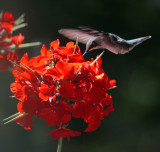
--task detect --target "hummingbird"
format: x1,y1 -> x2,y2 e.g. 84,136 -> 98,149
58,26 -> 151,56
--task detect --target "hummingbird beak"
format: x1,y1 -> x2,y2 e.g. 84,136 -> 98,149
128,36 -> 152,47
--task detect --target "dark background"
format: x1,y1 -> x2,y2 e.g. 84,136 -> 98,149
0,0 -> 160,152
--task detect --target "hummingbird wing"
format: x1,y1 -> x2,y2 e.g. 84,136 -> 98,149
58,28 -> 95,44
58,26 -> 107,44
77,26 -> 107,36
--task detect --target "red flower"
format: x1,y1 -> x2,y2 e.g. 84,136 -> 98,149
9,39 -> 116,141
15,115 -> 34,130
50,39 -> 60,50
0,11 -> 40,72
0,52 -> 19,71
0,11 -> 15,33
47,128 -> 81,141
12,34 -> 24,46
0,11 -> 25,71
39,83 -> 56,100
59,81 -> 75,98
72,101 -> 105,132
39,101 -> 72,126
17,96 -> 40,116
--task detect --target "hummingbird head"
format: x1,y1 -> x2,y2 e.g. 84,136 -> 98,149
106,33 -> 132,54
108,34 -> 152,54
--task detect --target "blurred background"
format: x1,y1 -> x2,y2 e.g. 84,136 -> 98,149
0,0 -> 160,152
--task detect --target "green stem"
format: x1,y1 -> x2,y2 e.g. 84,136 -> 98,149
90,51 -> 104,66
71,65 -> 82,82
14,13 -> 25,25
18,42 -> 41,49
1,112 -> 20,122
57,138 -> 63,152
12,23 -> 27,32
3,112 -> 28,125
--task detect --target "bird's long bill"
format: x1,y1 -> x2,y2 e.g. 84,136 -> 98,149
127,36 -> 151,47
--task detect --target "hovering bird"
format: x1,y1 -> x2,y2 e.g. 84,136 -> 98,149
58,26 -> 151,56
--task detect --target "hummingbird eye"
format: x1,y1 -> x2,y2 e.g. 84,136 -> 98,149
112,36 -> 118,42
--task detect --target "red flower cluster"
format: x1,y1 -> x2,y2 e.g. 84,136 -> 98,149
10,39 -> 116,141
0,11 -> 25,71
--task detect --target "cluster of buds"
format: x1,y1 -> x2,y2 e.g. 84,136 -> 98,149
3,39 -> 116,141
0,11 -> 40,71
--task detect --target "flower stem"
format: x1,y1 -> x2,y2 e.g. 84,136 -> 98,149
18,42 -> 41,49
57,138 -> 63,152
90,51 -> 104,66
12,23 -> 28,32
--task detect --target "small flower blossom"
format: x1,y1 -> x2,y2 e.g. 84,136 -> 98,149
47,128 -> 81,141
7,39 -> 116,141
0,11 -> 40,71
0,11 -> 15,33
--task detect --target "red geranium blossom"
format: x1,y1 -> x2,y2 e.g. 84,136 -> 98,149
47,128 -> 81,141
8,39 -> 116,141
0,11 -> 15,33
0,11 -> 25,71
0,11 -> 40,71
